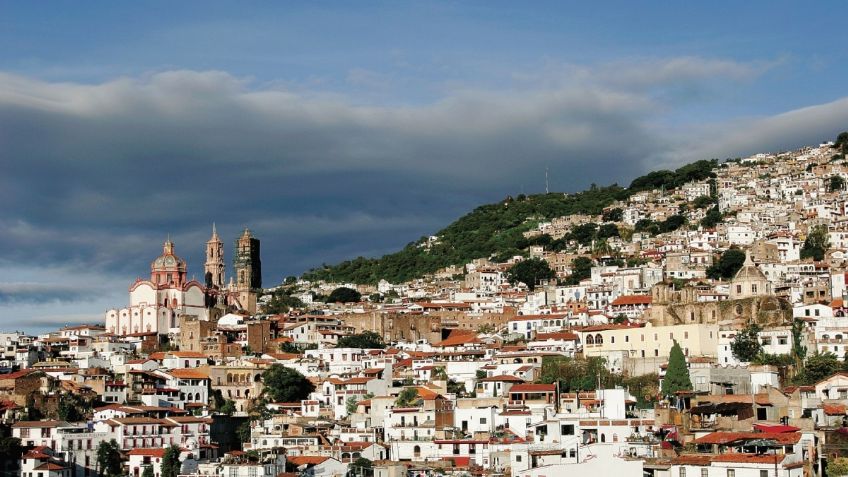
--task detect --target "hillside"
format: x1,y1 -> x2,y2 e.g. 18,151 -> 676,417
301,159 -> 717,284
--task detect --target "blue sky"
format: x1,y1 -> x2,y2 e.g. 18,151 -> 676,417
1,1 -> 847,332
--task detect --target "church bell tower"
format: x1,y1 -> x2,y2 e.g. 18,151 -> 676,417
204,223 -> 225,288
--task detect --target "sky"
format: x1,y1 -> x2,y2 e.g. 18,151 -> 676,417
1,1 -> 848,333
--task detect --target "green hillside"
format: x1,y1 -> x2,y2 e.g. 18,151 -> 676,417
302,159 -> 717,284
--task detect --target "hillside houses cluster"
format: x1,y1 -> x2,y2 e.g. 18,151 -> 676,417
6,141 -> 848,477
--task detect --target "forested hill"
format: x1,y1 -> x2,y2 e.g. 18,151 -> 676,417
301,159 -> 718,285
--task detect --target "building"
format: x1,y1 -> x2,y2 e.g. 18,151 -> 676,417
105,239 -> 208,336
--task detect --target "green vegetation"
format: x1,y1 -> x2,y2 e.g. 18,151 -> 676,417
563,256 -> 593,285
700,206 -> 723,228
801,225 -> 830,261
793,352 -> 840,385
263,289 -> 305,314
506,258 -> 556,291
337,331 -> 385,349
692,195 -> 715,209
661,341 -> 693,399
96,440 -> 123,477
346,392 -> 374,414
538,355 -> 659,408
730,324 -> 762,362
327,286 -> 362,303
236,421 -> 252,446
261,365 -> 316,402
303,159 -> 717,284
706,248 -> 746,280
829,175 -> 846,192
57,393 -> 86,421
836,131 -> 848,155
395,387 -> 421,407
350,457 -> 374,477
161,445 -> 181,477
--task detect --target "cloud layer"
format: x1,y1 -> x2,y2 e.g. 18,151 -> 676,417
1,57 -> 847,299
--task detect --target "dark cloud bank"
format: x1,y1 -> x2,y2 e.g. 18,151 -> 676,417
1,60 -> 848,295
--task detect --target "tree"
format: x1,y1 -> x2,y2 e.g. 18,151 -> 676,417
659,214 -> 687,233
263,290 -> 305,314
597,223 -> 619,239
346,392 -> 374,415
692,195 -> 714,209
801,225 -> 830,261
337,331 -> 385,349
564,256 -> 593,285
431,367 -> 448,381
395,388 -> 420,407
160,445 -> 181,477
802,352 -> 839,384
349,457 -> 374,477
96,440 -> 122,477
261,364 -> 316,402
837,131 -> 848,154
236,421 -> 252,446
0,437 -> 23,474
661,341 -> 692,399
828,457 -> 848,477
700,206 -> 723,229
219,399 -> 236,416
602,208 -> 623,222
506,258 -> 555,291
567,223 -> 599,245
142,466 -> 154,477
830,175 -> 846,192
730,324 -> 762,362
57,394 -> 84,421
706,248 -> 746,280
327,287 -> 362,303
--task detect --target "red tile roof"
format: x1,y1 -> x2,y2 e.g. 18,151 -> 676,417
509,383 -> 556,393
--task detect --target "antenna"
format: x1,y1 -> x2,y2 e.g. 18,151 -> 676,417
545,167 -> 549,194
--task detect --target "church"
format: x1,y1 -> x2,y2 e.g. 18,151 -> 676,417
105,226 -> 262,336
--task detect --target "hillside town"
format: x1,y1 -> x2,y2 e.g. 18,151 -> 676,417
8,137 -> 848,477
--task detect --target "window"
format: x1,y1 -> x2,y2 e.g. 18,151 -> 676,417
701,469 -> 708,477
516,455 -> 522,462
680,468 -> 686,477
760,471 -> 768,477
561,424 -> 575,435
727,470 -> 735,477
480,418 -> 487,424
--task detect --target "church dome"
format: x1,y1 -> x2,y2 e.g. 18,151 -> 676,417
151,239 -> 187,272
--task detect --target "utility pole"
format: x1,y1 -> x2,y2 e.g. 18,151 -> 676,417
545,167 -> 549,194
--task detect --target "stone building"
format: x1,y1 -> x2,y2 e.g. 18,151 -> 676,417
647,282 -> 791,329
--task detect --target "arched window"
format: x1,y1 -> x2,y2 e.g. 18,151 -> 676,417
600,434 -> 606,443
595,334 -> 603,344
586,335 -> 594,345
414,445 -> 421,458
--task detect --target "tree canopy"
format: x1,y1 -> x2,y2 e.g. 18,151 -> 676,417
730,324 -> 762,362
801,225 -> 830,261
96,440 -> 123,477
262,365 -> 316,403
506,258 -> 556,291
706,248 -> 746,280
161,445 -> 181,477
327,287 -> 362,303
661,341 -> 692,399
302,158 -> 719,284
794,352 -> 839,385
337,331 -> 386,349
